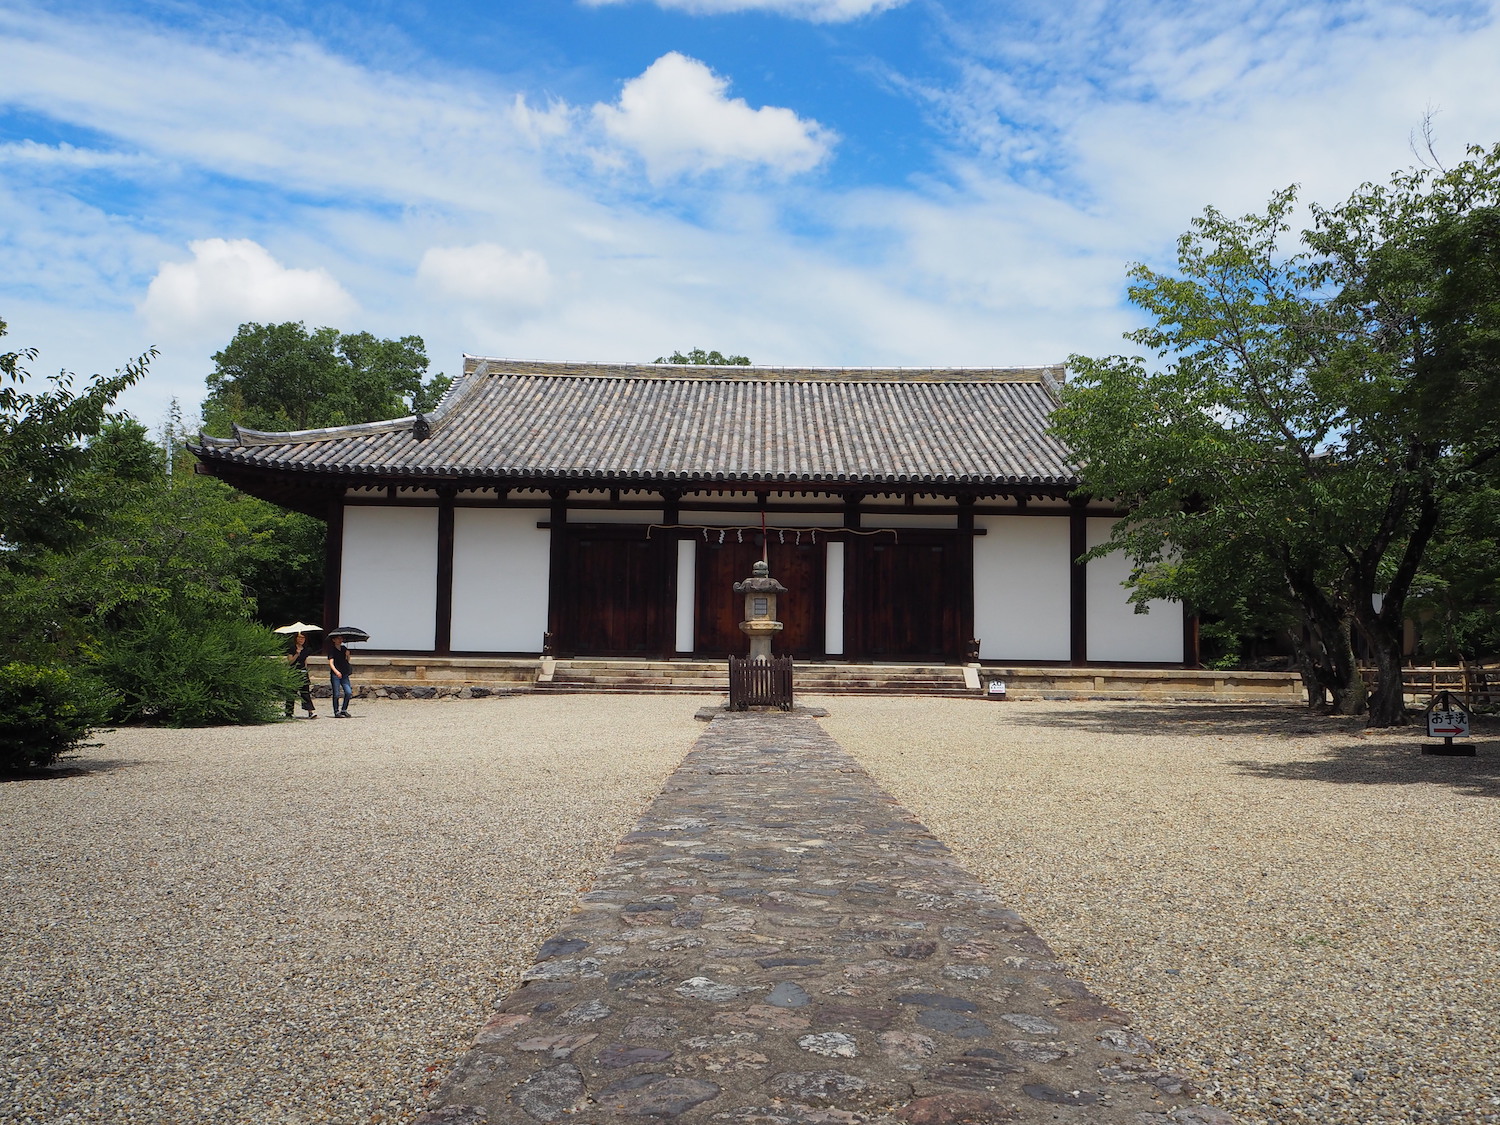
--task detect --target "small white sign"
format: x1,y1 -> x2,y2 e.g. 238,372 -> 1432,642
1428,708 -> 1471,739
987,679 -> 1007,697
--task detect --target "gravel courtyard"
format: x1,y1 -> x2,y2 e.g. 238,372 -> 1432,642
825,699 -> 1499,1125
2,694 -> 1495,1125
0,697 -> 698,1125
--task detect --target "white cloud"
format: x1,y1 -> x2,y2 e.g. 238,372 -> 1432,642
5,0 -> 1500,431
0,140 -> 154,171
593,52 -> 835,179
923,0 -> 1500,230
579,0 -> 905,21
140,238 -> 358,339
0,5 -> 555,218
417,243 -> 554,308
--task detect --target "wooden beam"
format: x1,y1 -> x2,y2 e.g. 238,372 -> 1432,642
843,493 -> 863,530
323,499 -> 344,632
545,489 -> 569,656
1069,501 -> 1088,665
434,491 -> 456,655
956,496 -> 977,661
1183,607 -> 1201,668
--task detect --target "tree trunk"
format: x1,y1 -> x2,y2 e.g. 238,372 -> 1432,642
1320,614 -> 1367,716
1291,630 -> 1327,710
1285,567 -> 1366,715
1352,478 -> 1439,728
1361,617 -> 1410,726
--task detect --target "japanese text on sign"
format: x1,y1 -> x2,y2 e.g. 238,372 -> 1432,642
1427,709 -> 1471,738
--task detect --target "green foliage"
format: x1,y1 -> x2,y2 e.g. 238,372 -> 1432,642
1052,143 -> 1500,725
236,506 -> 326,629
1,454 -> 326,665
1408,486 -> 1500,661
1,317 -> 154,552
0,321 -> 329,728
202,322 -> 451,435
654,348 -> 751,365
91,606 -> 301,727
0,662 -> 114,772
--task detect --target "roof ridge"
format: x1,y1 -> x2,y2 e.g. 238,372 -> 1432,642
460,355 -> 1064,384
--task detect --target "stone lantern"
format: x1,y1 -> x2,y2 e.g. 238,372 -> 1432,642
734,559 -> 786,662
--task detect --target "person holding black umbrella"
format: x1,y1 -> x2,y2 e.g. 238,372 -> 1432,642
328,635 -> 354,717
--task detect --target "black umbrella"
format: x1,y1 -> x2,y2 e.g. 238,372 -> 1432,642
327,626 -> 370,642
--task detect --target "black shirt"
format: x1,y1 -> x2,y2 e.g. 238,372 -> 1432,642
328,646 -> 352,676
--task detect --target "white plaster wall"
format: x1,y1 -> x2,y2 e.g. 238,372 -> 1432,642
567,509 -> 665,524
973,516 -> 1071,661
340,507 -> 438,650
825,541 -> 846,655
450,508 -> 551,652
675,539 -> 696,653
680,511 -> 837,528
862,513 -> 959,529
1086,517 -> 1183,663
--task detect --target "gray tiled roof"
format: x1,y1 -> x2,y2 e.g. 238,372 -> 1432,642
193,358 -> 1079,489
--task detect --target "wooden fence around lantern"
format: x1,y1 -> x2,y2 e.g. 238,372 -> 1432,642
1359,662 -> 1500,707
728,655 -> 795,711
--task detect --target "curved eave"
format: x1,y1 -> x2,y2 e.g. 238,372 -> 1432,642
192,448 -> 1079,495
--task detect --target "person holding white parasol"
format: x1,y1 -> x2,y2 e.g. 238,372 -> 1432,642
275,622 -> 323,719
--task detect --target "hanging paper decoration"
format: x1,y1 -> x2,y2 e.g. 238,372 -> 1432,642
718,529 -> 725,544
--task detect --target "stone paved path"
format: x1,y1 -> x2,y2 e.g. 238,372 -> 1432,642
416,713 -> 1234,1125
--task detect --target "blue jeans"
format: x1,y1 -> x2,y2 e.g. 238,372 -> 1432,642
330,673 -> 352,713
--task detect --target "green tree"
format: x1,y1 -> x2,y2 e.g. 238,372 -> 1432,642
1305,153 -> 1500,720
0,325 -> 312,725
202,322 -> 451,435
654,348 -> 751,365
0,419 -> 274,662
1052,144 -> 1500,726
1,317 -> 153,552
1407,485 -> 1500,663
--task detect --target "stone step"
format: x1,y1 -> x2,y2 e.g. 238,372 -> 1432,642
545,674 -> 970,695
345,656 -> 1303,702
536,684 -> 974,698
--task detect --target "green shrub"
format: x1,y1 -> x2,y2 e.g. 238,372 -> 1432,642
0,662 -> 114,772
92,609 -> 301,727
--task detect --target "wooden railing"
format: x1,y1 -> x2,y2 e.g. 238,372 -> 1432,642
1362,663 -> 1500,707
728,655 -> 794,711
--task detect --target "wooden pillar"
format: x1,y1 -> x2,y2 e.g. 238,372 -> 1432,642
545,488 -> 569,656
956,495 -> 976,662
434,489 -> 456,655
1183,608 -> 1201,668
322,496 -> 344,632
841,493 -> 863,659
1069,500 -> 1088,665
843,492 -> 863,530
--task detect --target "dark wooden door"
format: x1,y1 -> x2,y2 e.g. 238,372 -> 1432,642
769,539 -> 824,658
695,537 -> 824,658
849,536 -> 960,660
563,530 -> 672,656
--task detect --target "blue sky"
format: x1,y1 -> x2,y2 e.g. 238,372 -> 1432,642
3,0 -> 1500,425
